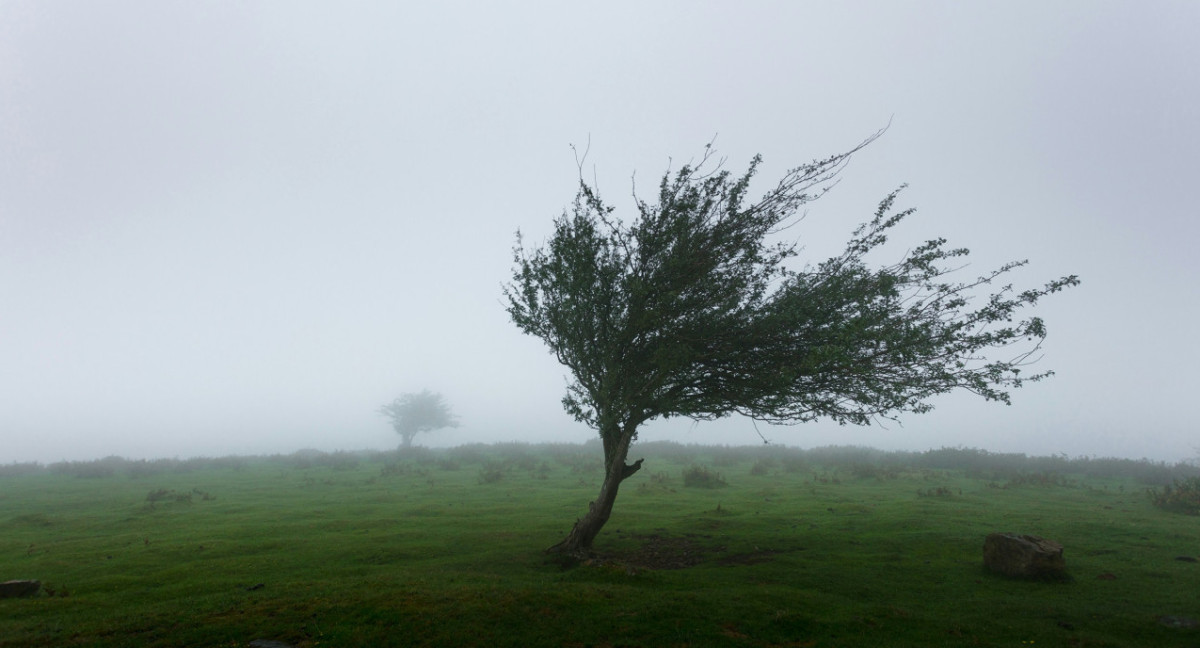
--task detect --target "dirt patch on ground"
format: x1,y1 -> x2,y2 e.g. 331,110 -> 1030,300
555,531 -> 788,571
563,532 -> 717,570
715,549 -> 782,566
591,532 -> 788,570
619,532 -> 717,569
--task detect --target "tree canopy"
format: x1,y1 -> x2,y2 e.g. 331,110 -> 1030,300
379,390 -> 459,449
505,135 -> 1078,554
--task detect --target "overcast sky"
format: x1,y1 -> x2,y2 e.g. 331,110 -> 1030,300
2,1 -> 1197,464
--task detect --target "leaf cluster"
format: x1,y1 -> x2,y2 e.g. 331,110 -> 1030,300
1148,477 -> 1200,515
379,390 -> 459,437
505,136 -> 1078,439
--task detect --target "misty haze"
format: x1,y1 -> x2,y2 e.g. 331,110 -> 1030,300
2,2 -> 1199,646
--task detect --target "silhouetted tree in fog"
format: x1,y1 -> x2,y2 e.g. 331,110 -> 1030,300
379,390 -> 459,449
505,133 -> 1078,555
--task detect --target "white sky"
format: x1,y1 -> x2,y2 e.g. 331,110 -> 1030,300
2,1 -> 1197,463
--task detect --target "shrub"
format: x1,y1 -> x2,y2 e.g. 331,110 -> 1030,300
447,443 -> 489,465
49,456 -> 125,478
477,461 -> 505,484
1004,472 -> 1075,488
399,446 -> 434,463
326,452 -> 360,471
750,459 -> 775,476
146,488 -> 173,502
127,460 -> 168,479
1148,477 -> 1200,515
505,453 -> 538,473
780,456 -> 808,473
0,462 -> 43,478
710,451 -> 742,468
145,488 -> 195,504
682,465 -> 727,488
379,462 -> 410,477
916,486 -> 955,498
558,454 -> 600,474
848,463 -> 899,480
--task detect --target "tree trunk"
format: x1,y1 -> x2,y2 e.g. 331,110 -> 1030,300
547,425 -> 643,556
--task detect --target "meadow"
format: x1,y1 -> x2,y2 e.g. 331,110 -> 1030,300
1,442 -> 1197,647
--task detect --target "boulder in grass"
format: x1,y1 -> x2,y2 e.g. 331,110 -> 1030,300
983,533 -> 1068,580
0,580 -> 41,598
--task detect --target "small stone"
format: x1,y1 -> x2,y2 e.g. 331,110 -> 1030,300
249,641 -> 296,648
0,580 -> 41,598
1174,555 -> 1197,563
1159,615 -> 1200,629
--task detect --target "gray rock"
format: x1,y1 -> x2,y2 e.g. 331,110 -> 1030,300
248,641 -> 295,648
983,533 -> 1067,580
0,580 -> 41,598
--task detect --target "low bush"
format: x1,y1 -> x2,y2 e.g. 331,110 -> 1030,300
477,461 -> 505,484
145,488 -> 195,504
916,486 -> 956,498
848,463 -> 899,480
780,456 -> 808,473
750,459 -> 775,476
447,443 -> 489,465
682,465 -> 727,488
1003,472 -> 1076,488
1148,477 -> 1200,515
0,462 -> 43,478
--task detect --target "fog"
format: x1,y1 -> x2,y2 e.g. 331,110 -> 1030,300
2,2 -> 1197,464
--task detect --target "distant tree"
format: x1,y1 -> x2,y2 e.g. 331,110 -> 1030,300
505,134 -> 1078,555
379,390 -> 459,449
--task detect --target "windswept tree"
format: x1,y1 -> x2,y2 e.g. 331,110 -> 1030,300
505,134 -> 1078,555
379,390 -> 459,449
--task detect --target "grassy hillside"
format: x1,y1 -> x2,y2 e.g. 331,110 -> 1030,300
1,443 -> 1197,647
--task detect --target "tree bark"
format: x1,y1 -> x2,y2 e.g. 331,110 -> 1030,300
547,426 -> 643,556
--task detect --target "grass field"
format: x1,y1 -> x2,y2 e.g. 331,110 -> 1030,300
1,443 -> 1197,647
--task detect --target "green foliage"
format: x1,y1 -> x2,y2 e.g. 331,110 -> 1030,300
477,461 -> 506,484
505,136 -> 1078,440
916,485 -> 956,498
1148,477 -> 1200,515
0,462 -> 44,478
1000,471 -> 1077,488
379,389 -> 458,448
682,465 -> 727,488
505,136 -> 1077,549
749,458 -> 776,475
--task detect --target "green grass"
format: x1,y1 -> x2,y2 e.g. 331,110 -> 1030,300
1,445 -> 1198,647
